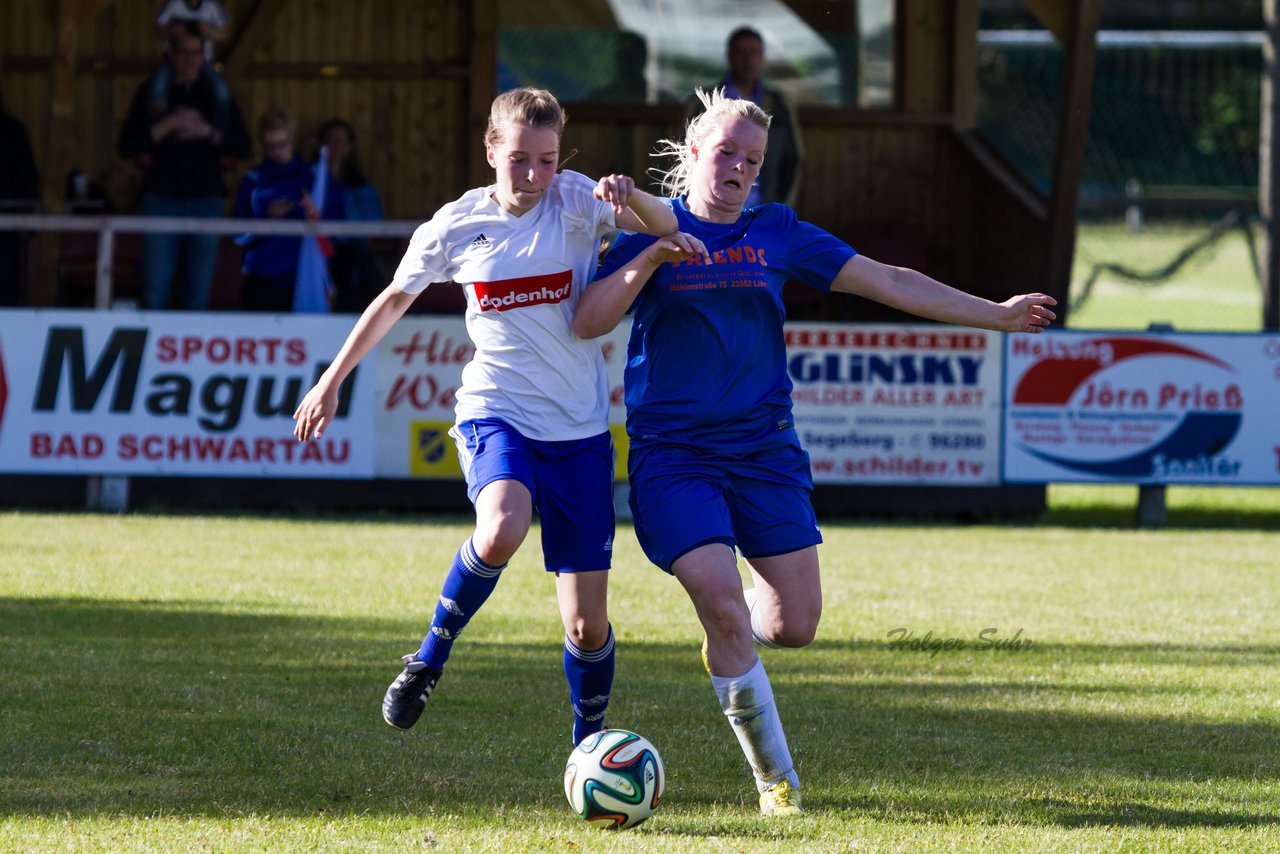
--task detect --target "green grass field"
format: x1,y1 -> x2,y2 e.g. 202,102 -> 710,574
3,485 -> 1278,852
1070,220 -> 1264,331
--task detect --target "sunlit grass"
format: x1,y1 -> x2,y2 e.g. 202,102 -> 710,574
1070,219 -> 1264,331
2,493 -> 1277,852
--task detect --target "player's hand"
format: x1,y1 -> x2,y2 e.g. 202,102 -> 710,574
645,231 -> 711,266
594,174 -> 635,216
293,383 -> 339,441
998,293 -> 1058,333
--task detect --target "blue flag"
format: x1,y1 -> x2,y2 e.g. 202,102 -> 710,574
293,146 -> 333,313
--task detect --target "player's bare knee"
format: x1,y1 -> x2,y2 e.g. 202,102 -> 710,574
768,608 -> 820,647
772,622 -> 817,648
472,518 -> 526,564
566,617 -> 609,650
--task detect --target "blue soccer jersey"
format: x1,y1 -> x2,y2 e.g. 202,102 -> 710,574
592,197 -> 856,451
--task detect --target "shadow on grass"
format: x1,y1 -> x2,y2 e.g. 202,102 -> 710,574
1033,502 -> 1280,532
1,597 -> 1277,830
803,503 -> 1280,533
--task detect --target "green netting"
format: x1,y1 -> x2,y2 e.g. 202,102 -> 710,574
978,36 -> 1261,202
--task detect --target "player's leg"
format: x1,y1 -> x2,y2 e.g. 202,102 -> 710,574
417,477 -> 532,669
672,545 -> 801,814
556,570 -> 612,745
536,430 -> 615,745
733,439 -> 824,650
672,544 -> 754,676
383,420 -> 534,730
744,547 -> 822,649
630,442 -> 801,814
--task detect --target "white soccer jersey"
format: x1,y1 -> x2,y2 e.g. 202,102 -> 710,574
390,170 -> 617,441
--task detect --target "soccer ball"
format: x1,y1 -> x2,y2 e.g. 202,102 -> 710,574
563,729 -> 666,830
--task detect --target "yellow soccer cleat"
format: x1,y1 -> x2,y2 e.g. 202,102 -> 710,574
759,778 -> 803,816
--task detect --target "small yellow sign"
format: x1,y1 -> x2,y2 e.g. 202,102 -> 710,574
409,420 -> 630,481
409,421 -> 463,478
610,423 -> 630,481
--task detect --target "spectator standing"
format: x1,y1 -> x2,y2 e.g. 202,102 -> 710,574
316,117 -> 385,313
0,91 -> 39,306
688,26 -> 803,207
117,23 -> 250,310
235,107 -> 343,312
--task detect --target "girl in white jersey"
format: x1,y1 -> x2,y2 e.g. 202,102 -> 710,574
293,88 -> 685,745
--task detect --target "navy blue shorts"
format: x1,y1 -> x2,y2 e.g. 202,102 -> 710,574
452,418 -> 614,574
626,436 -> 822,574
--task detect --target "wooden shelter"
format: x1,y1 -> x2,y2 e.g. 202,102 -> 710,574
0,0 -> 1101,318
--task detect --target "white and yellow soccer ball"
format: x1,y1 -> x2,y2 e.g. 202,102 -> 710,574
563,728 -> 666,830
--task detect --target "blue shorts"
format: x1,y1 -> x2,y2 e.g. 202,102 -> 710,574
626,435 -> 822,574
452,418 -> 614,574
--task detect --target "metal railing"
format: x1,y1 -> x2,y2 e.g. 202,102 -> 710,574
0,213 -> 422,309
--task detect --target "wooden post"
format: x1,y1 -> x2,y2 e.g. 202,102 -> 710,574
1042,0 -> 1102,327
30,0 -> 110,307
33,0 -> 83,306
1261,0 -> 1280,330
952,0 -> 979,131
467,0 -> 498,189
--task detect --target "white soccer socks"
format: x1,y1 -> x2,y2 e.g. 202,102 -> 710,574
710,656 -> 799,795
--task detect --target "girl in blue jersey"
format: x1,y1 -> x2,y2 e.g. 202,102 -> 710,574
575,88 -> 1056,816
293,88 -> 681,747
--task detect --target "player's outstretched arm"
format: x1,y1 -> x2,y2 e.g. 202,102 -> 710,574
594,174 -> 678,236
574,232 -> 708,339
293,283 -> 417,441
831,254 -> 1057,333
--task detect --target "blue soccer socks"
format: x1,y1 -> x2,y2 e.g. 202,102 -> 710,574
564,624 -> 615,746
416,538 -> 505,671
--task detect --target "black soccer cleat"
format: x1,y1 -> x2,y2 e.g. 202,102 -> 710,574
382,654 -> 442,730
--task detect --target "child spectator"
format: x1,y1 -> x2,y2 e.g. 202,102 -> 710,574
235,107 -> 344,312
148,0 -> 232,131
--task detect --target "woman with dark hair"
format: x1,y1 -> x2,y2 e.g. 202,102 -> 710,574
317,117 -> 385,313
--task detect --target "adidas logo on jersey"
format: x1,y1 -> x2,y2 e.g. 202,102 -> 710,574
470,233 -> 491,248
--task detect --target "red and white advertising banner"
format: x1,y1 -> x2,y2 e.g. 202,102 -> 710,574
371,316 -> 633,480
0,310 -> 376,477
1003,331 -> 1280,484
785,323 -> 1004,485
